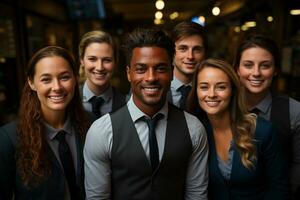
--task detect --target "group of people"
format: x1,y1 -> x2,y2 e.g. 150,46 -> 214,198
0,21 -> 299,200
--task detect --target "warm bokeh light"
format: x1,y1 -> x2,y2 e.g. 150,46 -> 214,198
212,6 -> 220,16
234,26 -> 240,33
267,16 -> 273,22
245,21 -> 256,27
199,16 -> 205,24
155,0 -> 165,10
169,12 -> 179,20
290,9 -> 300,15
154,18 -> 163,25
155,11 -> 163,19
241,25 -> 248,31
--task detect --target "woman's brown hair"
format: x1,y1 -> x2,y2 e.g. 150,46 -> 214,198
17,46 -> 90,187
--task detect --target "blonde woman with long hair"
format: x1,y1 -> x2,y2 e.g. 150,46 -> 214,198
187,58 -> 289,199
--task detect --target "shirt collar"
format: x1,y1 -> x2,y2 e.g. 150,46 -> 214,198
82,81 -> 112,103
172,76 -> 192,91
250,91 -> 272,114
127,96 -> 168,122
44,117 -> 73,141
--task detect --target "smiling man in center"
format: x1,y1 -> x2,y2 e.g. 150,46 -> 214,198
84,28 -> 209,200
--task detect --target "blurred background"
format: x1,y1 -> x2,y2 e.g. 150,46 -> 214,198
0,0 -> 299,124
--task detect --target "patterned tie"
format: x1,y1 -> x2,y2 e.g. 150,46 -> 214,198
90,96 -> 104,118
55,131 -> 77,200
142,114 -> 163,171
178,85 -> 191,109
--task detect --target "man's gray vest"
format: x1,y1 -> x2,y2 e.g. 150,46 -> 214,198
110,104 -> 192,200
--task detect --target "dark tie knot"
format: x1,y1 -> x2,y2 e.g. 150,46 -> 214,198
251,108 -> 260,115
142,113 -> 163,129
178,85 -> 191,96
91,96 -> 104,108
178,85 -> 191,109
55,130 -> 67,142
90,96 -> 104,118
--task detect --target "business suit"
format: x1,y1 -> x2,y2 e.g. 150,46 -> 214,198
206,117 -> 290,200
0,121 -> 85,200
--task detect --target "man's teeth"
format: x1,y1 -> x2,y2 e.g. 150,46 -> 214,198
144,88 -> 159,91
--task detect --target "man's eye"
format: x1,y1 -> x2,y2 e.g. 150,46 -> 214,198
135,67 -> 146,74
88,57 -> 97,62
177,47 -> 187,52
156,66 -> 168,72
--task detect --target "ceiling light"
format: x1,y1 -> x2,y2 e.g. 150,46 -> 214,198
154,18 -> 164,25
245,21 -> 256,27
234,26 -> 240,33
155,0 -> 165,10
155,11 -> 163,20
212,6 -> 220,16
169,12 -> 179,20
199,16 -> 205,24
267,16 -> 273,22
290,9 -> 300,15
241,25 -> 248,31
191,16 -> 205,26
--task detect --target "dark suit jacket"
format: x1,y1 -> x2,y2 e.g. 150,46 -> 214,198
206,117 -> 290,200
0,122 -> 85,200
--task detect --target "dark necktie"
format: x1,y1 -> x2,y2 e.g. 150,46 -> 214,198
90,96 -> 104,118
142,114 -> 163,171
55,131 -> 77,200
178,85 -> 191,109
251,108 -> 260,115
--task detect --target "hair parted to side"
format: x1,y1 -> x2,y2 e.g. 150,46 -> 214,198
79,30 -> 117,65
122,28 -> 175,66
172,21 -> 208,53
17,46 -> 90,187
187,58 -> 257,169
233,34 -> 281,71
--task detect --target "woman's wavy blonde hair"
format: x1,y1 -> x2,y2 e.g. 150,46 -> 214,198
187,58 -> 257,169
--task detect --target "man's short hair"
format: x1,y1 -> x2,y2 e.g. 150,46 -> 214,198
172,21 -> 207,53
123,28 -> 175,66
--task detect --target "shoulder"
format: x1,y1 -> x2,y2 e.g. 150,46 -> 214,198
288,97 -> 300,130
184,111 -> 204,128
0,121 -> 17,143
288,97 -> 300,116
0,121 -> 17,153
84,114 -> 112,153
87,114 -> 112,136
183,111 -> 207,144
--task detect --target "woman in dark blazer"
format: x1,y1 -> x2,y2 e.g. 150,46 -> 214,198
234,35 -> 300,199
0,46 -> 90,200
78,30 -> 125,121
187,58 -> 289,199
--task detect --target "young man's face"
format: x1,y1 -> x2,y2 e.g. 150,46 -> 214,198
127,46 -> 172,115
173,35 -> 205,79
